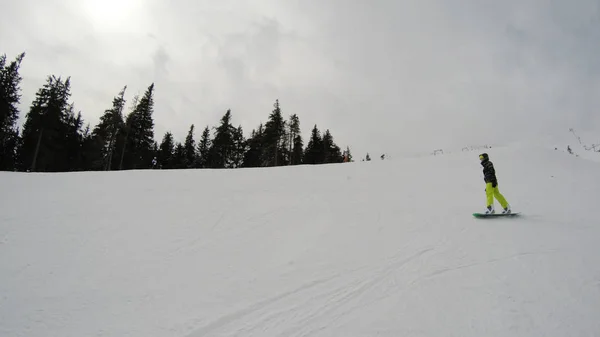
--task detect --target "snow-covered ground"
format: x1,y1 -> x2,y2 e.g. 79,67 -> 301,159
1,141 -> 599,337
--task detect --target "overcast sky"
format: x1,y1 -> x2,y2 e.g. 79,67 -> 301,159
1,0 -> 599,158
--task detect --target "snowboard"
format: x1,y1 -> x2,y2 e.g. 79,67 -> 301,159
473,212 -> 520,218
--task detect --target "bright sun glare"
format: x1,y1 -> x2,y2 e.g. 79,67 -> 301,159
83,0 -> 141,31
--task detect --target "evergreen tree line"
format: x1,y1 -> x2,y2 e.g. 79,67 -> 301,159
0,52 -> 353,172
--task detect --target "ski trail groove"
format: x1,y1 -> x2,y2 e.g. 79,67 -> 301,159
293,247 -> 435,336
185,272 -> 342,337
185,247 -> 435,336
258,248 -> 435,337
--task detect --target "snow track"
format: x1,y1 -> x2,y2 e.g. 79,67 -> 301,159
186,246 -> 435,337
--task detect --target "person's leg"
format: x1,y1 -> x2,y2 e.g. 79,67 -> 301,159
493,185 -> 509,209
485,182 -> 494,209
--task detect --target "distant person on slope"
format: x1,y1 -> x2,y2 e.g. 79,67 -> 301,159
479,153 -> 511,214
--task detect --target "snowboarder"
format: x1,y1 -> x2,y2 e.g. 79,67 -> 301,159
479,153 -> 511,214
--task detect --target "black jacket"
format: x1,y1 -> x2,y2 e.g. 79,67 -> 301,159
481,158 -> 497,186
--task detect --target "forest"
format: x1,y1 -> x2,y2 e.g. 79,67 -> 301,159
0,52 -> 357,172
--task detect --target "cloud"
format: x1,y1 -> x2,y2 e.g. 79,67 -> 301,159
1,0 -> 599,158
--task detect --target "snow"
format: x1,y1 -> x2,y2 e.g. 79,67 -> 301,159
1,142 -> 600,336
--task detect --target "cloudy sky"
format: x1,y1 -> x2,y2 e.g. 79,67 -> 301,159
1,0 -> 599,158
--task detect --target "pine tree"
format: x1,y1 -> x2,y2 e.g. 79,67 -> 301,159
243,123 -> 264,167
151,141 -> 159,168
287,114 -> 301,165
89,86 -> 127,170
183,124 -> 196,168
172,142 -> 186,169
291,134 -> 304,165
280,122 -> 290,166
196,125 -> 211,168
157,131 -> 175,169
63,104 -> 86,170
262,99 -> 286,166
303,124 -> 323,164
2,129 -> 21,171
0,52 -> 25,171
344,146 -> 353,162
114,94 -> 138,170
231,125 -> 246,168
322,129 -> 342,163
122,83 -> 155,169
79,124 -> 95,170
19,75 -> 73,171
118,108 -> 137,169
208,109 -> 236,168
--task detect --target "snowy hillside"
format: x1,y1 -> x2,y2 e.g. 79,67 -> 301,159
1,143 -> 599,337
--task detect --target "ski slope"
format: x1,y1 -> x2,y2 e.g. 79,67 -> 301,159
1,143 -> 599,337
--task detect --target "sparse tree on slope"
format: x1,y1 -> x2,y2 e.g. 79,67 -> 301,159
343,146 -> 353,162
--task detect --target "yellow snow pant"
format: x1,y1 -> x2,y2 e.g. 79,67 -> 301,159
486,182 -> 509,208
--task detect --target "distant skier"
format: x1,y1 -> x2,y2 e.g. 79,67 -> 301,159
479,153 -> 511,214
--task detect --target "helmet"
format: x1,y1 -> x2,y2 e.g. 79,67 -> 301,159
479,153 -> 489,161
